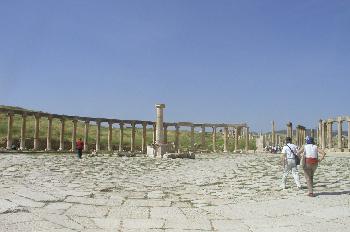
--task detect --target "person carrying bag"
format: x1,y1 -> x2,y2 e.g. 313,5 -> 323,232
280,137 -> 302,189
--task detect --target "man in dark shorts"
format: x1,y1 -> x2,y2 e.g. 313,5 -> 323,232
76,138 -> 84,159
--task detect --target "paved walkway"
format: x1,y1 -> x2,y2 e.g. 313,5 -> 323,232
0,152 -> 349,231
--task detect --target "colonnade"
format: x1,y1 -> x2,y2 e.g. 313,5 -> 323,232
319,116 -> 350,151
0,108 -> 250,153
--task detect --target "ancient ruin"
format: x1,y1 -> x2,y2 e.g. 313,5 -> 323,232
0,106 -> 250,154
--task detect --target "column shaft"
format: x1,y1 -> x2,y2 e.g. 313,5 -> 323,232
190,126 -> 195,149
33,114 -> 40,150
46,117 -> 52,151
337,119 -> 343,151
348,121 -> 350,151
6,113 -> 13,149
119,123 -> 124,152
234,127 -> 239,151
212,127 -> 216,152
142,122 -> 147,153
152,123 -> 156,143
155,104 -> 165,144
245,127 -> 250,152
272,121 -> 276,146
96,121 -> 101,151
174,125 -> 180,152
108,122 -> 113,151
201,125 -> 205,148
321,121 -> 326,149
71,120 -> 77,151
327,121 -> 333,149
130,122 -> 136,152
20,114 -> 27,150
83,121 -> 89,152
59,119 -> 65,151
223,127 -> 228,152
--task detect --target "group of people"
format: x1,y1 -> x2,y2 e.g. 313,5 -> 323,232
280,136 -> 326,197
265,145 -> 282,153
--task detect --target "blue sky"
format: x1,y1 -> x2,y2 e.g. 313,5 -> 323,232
0,0 -> 349,132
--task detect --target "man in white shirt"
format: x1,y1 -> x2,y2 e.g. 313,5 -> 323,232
280,137 -> 301,189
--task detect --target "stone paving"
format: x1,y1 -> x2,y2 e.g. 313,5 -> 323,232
0,152 -> 349,232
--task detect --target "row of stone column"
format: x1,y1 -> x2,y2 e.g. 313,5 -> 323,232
5,112 -> 154,152
319,118 -> 350,151
3,112 -> 250,152
295,125 -> 306,147
286,122 -> 306,146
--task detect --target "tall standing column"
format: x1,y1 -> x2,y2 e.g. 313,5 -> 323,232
130,121 -> 136,152
321,121 -> 326,150
20,113 -> 27,150
272,120 -> 276,146
234,127 -> 239,152
96,121 -> 101,151
318,120 -> 322,145
71,119 -> 77,151
295,126 -> 300,146
155,104 -> 165,144
152,123 -> 156,144
212,126 -> 216,152
327,120 -> 333,149
6,112 -> 14,149
46,116 -> 52,151
337,117 -> 343,151
119,122 -> 124,152
33,114 -> 41,150
58,118 -> 65,151
286,122 -> 293,140
174,124 -> 180,152
83,120 -> 89,152
201,125 -> 206,148
163,124 -> 168,144
190,125 -> 195,149
223,127 -> 228,152
142,122 -> 147,153
107,121 -> 113,151
348,120 -> 350,152
245,127 -> 250,152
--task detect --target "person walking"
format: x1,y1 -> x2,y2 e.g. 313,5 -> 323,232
297,136 -> 326,197
76,138 -> 84,159
280,137 -> 302,189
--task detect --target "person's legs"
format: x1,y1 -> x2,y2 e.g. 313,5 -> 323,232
281,162 -> 291,188
309,164 -> 318,193
303,164 -> 314,195
291,163 -> 301,188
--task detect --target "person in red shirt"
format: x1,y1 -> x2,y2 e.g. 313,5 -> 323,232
76,138 -> 84,159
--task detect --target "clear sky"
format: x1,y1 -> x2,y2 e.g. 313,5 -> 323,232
0,0 -> 349,132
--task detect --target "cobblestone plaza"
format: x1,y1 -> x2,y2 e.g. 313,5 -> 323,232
1,152 -> 349,231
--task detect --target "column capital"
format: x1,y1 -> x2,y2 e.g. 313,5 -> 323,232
155,103 -> 165,108
59,117 -> 66,122
72,119 -> 78,124
108,120 -> 113,126
21,112 -> 27,117
131,121 -> 136,126
142,121 -> 148,127
84,120 -> 90,124
34,113 -> 41,119
7,111 -> 14,116
119,122 -> 125,126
